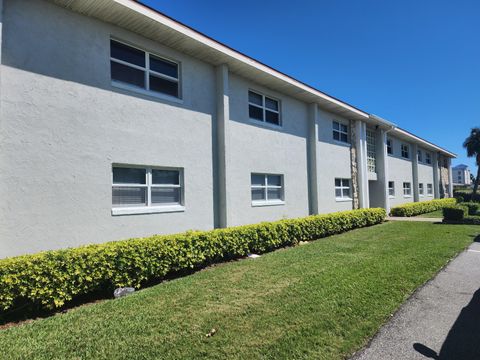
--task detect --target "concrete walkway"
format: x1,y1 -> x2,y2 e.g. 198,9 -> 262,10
387,216 -> 442,222
351,242 -> 480,360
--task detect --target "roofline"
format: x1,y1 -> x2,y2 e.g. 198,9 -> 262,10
393,127 -> 456,158
129,0 -> 369,118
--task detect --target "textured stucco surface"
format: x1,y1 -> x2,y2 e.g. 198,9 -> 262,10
316,109 -> 353,213
0,0 -> 216,257
226,75 -> 309,226
387,136 -> 414,207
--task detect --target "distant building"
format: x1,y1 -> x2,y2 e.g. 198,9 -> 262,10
453,164 -> 471,185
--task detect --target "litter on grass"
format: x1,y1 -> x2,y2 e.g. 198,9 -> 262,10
247,254 -> 261,259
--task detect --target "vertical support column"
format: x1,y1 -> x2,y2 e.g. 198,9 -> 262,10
448,157 -> 454,197
376,129 -> 390,212
355,121 -> 369,208
307,103 -> 319,215
349,120 -> 359,209
412,143 -> 419,202
433,152 -> 440,199
215,64 -> 229,228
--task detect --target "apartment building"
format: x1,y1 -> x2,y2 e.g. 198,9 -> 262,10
452,164 -> 471,186
0,0 -> 455,258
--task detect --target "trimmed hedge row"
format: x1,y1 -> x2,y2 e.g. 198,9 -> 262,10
453,191 -> 480,203
390,198 -> 456,217
443,205 -> 468,221
0,208 -> 386,312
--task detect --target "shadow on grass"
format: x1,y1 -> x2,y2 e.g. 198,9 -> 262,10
413,288 -> 480,359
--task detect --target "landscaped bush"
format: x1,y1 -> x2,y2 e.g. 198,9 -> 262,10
442,205 -> 468,221
0,208 -> 386,312
462,202 -> 479,215
390,198 -> 456,217
454,191 -> 480,203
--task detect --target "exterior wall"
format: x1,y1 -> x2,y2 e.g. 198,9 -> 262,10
0,0 -> 216,257
316,109 -> 353,213
225,75 -> 310,225
417,148 -> 435,202
386,136 -> 414,207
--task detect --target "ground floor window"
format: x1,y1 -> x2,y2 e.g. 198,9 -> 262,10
403,182 -> 412,197
335,178 -> 351,200
388,181 -> 395,197
112,166 -> 183,212
427,183 -> 433,196
419,183 -> 424,196
251,173 -> 284,205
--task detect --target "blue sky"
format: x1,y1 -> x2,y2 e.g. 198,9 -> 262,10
143,0 -> 480,169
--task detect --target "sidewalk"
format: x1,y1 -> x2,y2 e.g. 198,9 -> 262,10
351,241 -> 480,360
387,216 -> 442,222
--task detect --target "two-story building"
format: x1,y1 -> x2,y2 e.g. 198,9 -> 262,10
0,0 -> 455,258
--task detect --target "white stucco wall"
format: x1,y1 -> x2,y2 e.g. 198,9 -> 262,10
225,75 -> 310,225
387,136 -> 414,207
316,109 -> 353,213
417,148 -> 435,201
0,0 -> 216,257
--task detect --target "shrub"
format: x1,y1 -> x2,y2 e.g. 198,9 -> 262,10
390,198 -> 456,217
443,205 -> 468,221
454,191 -> 480,203
462,202 -> 479,216
0,208 -> 386,312
455,195 -> 465,203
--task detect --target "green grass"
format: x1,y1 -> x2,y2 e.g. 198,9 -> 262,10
0,222 -> 477,360
415,209 -> 444,218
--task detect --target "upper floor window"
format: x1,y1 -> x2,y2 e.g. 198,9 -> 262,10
112,166 -> 183,214
417,150 -> 423,162
110,39 -> 180,98
333,121 -> 348,143
248,91 -> 281,126
251,173 -> 284,205
387,138 -> 393,155
335,178 -> 351,200
401,144 -> 410,159
425,152 -> 432,164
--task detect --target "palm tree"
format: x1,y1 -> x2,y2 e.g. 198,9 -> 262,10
463,128 -> 480,194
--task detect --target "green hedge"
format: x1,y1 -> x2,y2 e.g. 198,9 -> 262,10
443,205 -> 468,221
0,208 -> 386,312
390,198 -> 456,217
462,202 -> 479,216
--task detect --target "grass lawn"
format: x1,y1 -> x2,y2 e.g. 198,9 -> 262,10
0,222 -> 477,360
415,209 -> 444,218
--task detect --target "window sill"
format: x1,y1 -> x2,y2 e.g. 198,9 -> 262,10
252,200 -> 285,207
111,81 -> 184,104
403,195 -> 412,198
332,140 -> 351,147
112,205 -> 185,216
336,197 -> 353,202
389,196 -> 395,199
249,118 -> 282,129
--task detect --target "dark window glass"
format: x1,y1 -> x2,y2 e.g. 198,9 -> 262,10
267,175 -> 282,186
112,187 -> 147,207
111,61 -> 145,88
151,187 -> 180,204
251,188 -> 265,201
149,55 -> 178,78
335,178 -> 341,187
251,174 -> 265,186
113,167 -> 146,184
265,110 -> 280,125
110,40 -> 145,67
333,121 -> 340,130
265,97 -> 278,111
335,188 -> 342,197
149,75 -> 178,97
248,91 -> 263,106
340,133 -> 348,143
152,170 -> 179,185
333,131 -> 340,141
340,124 -> 348,133
268,188 -> 282,200
249,105 -> 263,121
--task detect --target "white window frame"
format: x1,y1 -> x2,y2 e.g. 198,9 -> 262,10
332,121 -> 349,144
248,90 -> 281,127
403,182 -> 412,197
427,183 -> 433,196
388,181 -> 395,198
335,178 -> 352,201
401,144 -> 410,159
425,152 -> 432,165
387,138 -> 393,155
419,183 -> 424,197
112,165 -> 185,215
251,173 -> 284,206
110,38 -> 182,103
